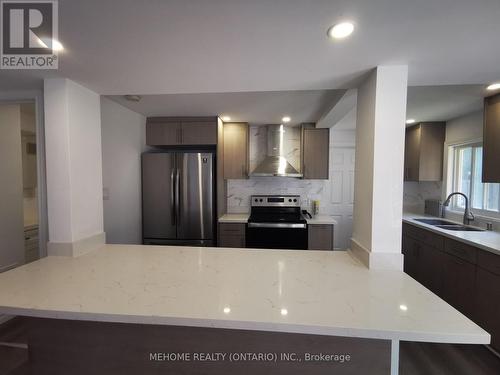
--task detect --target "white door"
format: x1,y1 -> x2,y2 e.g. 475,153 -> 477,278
329,147 -> 355,250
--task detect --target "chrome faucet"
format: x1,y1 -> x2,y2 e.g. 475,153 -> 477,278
442,192 -> 474,225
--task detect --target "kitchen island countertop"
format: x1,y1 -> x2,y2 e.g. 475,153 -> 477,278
0,244 -> 489,344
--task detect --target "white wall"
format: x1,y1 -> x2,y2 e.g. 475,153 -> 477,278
0,105 -> 25,272
101,97 -> 146,244
44,78 -> 104,244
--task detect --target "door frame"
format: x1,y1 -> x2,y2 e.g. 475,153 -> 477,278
0,90 -> 48,259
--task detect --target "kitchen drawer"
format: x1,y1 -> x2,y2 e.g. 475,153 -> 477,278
444,238 -> 477,264
477,250 -> 500,276
218,235 -> 245,248
218,223 -> 245,248
403,223 -> 444,250
218,223 -> 245,236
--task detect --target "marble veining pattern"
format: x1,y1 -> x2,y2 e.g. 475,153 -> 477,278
403,181 -> 443,213
227,177 -> 326,213
0,245 -> 489,344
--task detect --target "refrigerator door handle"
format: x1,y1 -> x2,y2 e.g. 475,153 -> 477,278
170,168 -> 176,225
175,168 -> 181,223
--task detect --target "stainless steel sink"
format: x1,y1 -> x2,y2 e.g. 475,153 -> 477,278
435,224 -> 484,232
413,218 -> 484,232
413,218 -> 457,226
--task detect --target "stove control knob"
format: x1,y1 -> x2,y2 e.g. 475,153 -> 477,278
293,199 -> 297,202
260,199 -> 263,202
288,199 -> 292,202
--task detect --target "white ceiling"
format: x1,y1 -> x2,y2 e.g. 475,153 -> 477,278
406,85 -> 486,124
108,90 -> 344,126
1,0 -> 499,94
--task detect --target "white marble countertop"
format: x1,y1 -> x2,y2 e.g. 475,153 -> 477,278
305,215 -> 337,225
403,213 -> 500,256
0,245 -> 489,344
218,214 -> 337,225
218,213 -> 249,223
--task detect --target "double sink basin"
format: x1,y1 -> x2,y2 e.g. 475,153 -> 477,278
413,218 -> 484,232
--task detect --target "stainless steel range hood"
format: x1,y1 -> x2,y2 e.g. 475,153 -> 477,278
250,124 -> 303,178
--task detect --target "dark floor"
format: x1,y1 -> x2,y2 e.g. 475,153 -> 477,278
400,341 -> 500,374
1,317 -> 499,374
0,318 -> 28,375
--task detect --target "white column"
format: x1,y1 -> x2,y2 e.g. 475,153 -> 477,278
44,78 -> 105,256
350,66 -> 408,270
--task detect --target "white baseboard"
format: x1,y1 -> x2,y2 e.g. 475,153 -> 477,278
48,232 -> 106,257
349,238 -> 403,270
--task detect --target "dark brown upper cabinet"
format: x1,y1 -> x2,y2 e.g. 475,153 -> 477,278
301,127 -> 330,179
223,122 -> 249,179
146,117 -> 217,146
404,122 -> 445,181
483,93 -> 500,183
146,120 -> 181,146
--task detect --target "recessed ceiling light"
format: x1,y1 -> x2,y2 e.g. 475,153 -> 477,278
282,116 -> 291,123
327,22 -> 354,39
399,304 -> 408,311
223,307 -> 231,314
221,116 -> 231,122
280,308 -> 288,316
406,119 -> 416,124
487,83 -> 500,91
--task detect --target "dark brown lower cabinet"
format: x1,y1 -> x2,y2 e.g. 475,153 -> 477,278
418,244 -> 443,295
403,222 -> 500,352
475,268 -> 500,351
441,251 -> 476,317
308,224 -> 334,250
402,235 -> 419,279
218,223 -> 246,248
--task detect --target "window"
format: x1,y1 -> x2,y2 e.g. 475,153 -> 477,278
451,143 -> 500,214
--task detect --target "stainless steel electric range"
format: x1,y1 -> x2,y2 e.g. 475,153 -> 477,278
246,195 -> 308,250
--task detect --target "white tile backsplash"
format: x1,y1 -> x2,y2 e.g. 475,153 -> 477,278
403,181 -> 443,214
227,177 -> 326,213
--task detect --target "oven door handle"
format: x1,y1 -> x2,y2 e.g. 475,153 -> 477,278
247,222 -> 307,229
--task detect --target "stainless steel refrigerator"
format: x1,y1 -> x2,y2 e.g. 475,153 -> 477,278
142,152 -> 215,246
